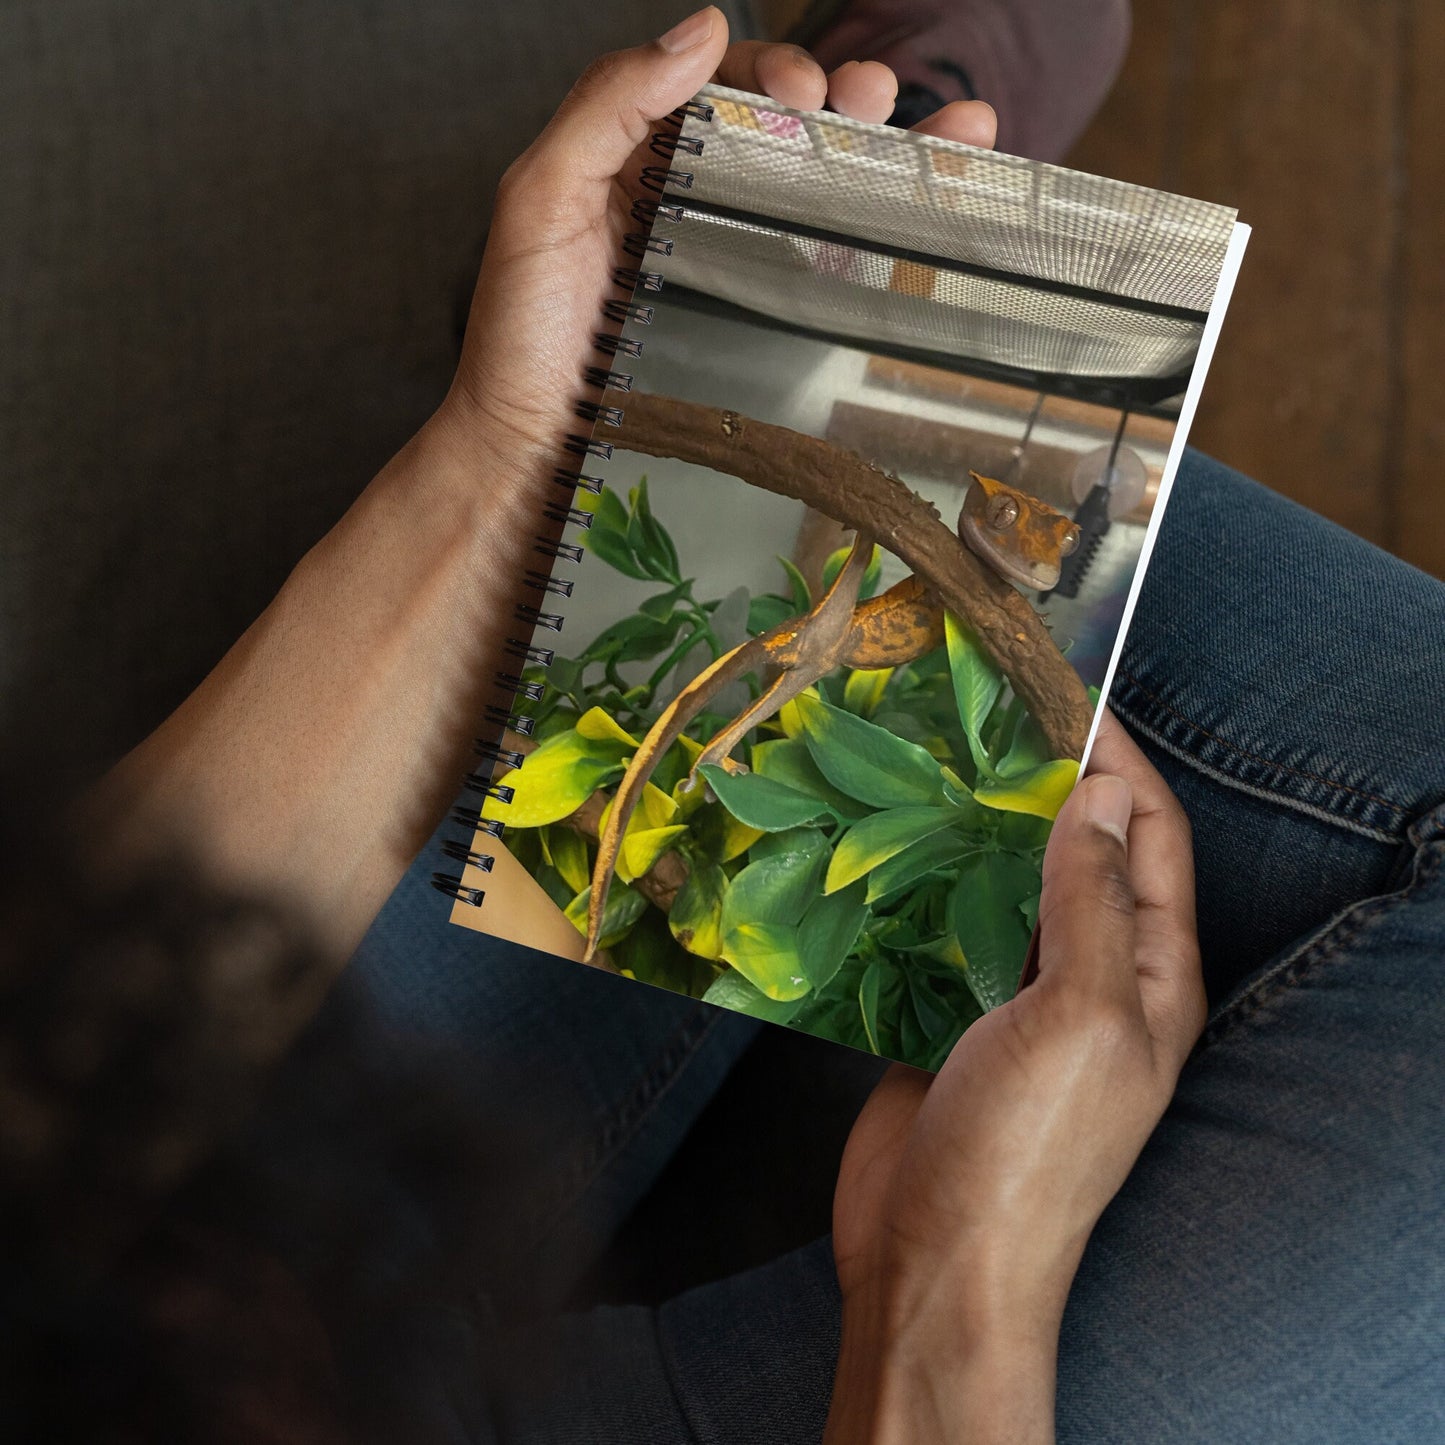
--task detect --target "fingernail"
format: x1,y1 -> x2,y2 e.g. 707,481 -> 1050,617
658,7 -> 714,53
1085,775 -> 1131,849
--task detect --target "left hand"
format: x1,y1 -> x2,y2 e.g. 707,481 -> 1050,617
100,10 -> 997,979
432,4 -> 998,494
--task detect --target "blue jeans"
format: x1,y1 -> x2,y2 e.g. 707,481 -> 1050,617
348,452 -> 1445,1442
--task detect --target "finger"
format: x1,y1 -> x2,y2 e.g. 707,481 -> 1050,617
908,99 -> 998,149
1086,711 -> 1205,1063
826,60 -> 898,124
1037,771 -> 1141,1012
511,7 -> 728,203
714,40 -> 828,111
1085,712 -> 1193,922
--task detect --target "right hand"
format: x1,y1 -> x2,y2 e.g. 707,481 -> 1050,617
827,711 -> 1206,1443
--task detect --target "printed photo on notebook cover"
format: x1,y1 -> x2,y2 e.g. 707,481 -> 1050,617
440,82 -> 1250,1071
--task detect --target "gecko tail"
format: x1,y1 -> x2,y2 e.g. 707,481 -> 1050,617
583,637 -> 765,961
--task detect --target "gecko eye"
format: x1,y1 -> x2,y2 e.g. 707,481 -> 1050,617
1060,526 -> 1081,557
986,494 -> 1019,530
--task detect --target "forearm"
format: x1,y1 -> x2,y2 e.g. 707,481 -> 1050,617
97,404 -> 538,962
825,1277 -> 1062,1445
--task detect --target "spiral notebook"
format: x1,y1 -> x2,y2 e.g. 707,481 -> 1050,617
437,84 -> 1249,1070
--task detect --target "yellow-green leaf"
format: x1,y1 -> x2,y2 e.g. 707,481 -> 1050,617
619,824 -> 688,882
721,922 -> 811,1001
825,806 -> 961,894
670,859 -> 728,960
718,811 -> 766,862
483,731 -> 625,827
574,707 -> 640,749
599,780 -> 678,836
842,667 -> 894,718
973,759 -> 1080,820
598,782 -> 682,881
549,826 -> 591,894
777,686 -> 820,739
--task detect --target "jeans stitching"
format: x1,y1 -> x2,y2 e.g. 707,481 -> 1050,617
524,1005 -> 727,1247
1116,666 -> 1409,817
1115,706 -> 1404,845
1196,838 -> 1444,1052
654,1302 -> 708,1444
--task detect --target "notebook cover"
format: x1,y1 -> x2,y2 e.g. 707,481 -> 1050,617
447,83 -> 1249,1071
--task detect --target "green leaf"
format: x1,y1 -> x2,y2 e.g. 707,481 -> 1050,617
703,970 -> 805,1023
485,731 -> 626,827
564,878 -> 648,951
998,711 -> 1051,778
611,908 -> 715,997
638,582 -> 692,623
825,806 -> 962,894
866,829 -> 981,904
945,612 -> 1005,779
907,971 -> 953,1040
750,738 -> 869,821
669,858 -> 729,960
994,811 -> 1053,852
745,823 -> 829,865
581,611 -> 684,665
533,862 -> 574,911
795,693 -> 946,810
720,828 -> 829,938
747,593 -> 795,636
689,802 -> 765,863
1018,890 -> 1041,931
974,759 -> 1080,821
584,488 -> 650,579
799,884 -> 869,992
699,763 -> 829,832
947,851 -> 1039,1011
775,555 -> 812,612
627,477 -> 681,583
721,922 -> 811,1001
858,958 -> 884,1054
546,655 -> 585,698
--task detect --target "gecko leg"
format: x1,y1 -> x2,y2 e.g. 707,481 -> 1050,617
585,535 -> 876,959
691,532 -> 877,774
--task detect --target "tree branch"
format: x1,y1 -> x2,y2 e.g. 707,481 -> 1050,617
614,393 -> 1093,760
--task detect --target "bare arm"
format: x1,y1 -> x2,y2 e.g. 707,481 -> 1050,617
95,11 -> 999,970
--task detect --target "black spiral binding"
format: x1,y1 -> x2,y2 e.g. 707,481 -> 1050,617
432,97 -> 715,907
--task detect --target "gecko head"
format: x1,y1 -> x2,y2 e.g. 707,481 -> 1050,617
958,471 -> 1080,591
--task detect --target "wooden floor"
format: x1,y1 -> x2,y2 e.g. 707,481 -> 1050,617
759,0 -> 1444,575
1067,0 -> 1443,577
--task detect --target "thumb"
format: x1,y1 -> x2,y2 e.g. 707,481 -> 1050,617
1037,773 -> 1141,1010
515,7 -> 728,206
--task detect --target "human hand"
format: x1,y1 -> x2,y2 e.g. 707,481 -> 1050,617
428,5 -> 998,494
826,711 -> 1206,1444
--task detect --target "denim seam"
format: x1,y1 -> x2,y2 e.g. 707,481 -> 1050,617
1114,666 -> 1410,839
524,1005 -> 725,1248
653,1301 -> 707,1445
1197,835 -> 1444,1052
1118,705 -> 1403,846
